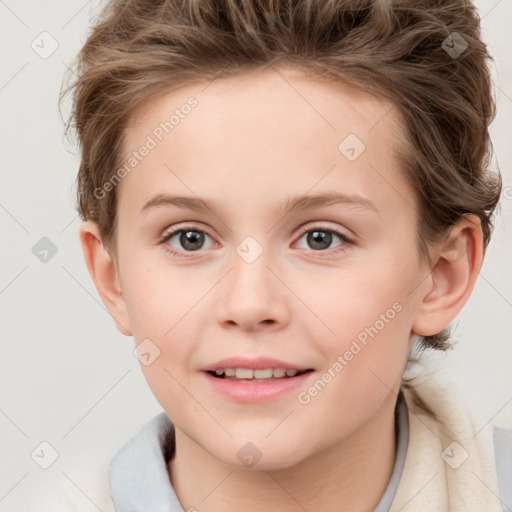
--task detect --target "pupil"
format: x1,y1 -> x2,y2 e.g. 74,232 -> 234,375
308,230 -> 331,250
181,230 -> 204,251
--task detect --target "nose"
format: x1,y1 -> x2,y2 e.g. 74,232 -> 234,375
215,244 -> 290,332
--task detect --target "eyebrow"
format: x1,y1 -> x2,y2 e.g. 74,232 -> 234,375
140,192 -> 378,216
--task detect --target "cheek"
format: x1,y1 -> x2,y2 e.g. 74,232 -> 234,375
314,298 -> 410,397
311,259 -> 414,342
120,261 -> 200,390
121,253 -> 196,335
292,288 -> 412,452
303,256 -> 416,394
127,291 -> 199,418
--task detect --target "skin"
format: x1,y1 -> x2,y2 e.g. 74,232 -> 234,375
80,65 -> 483,511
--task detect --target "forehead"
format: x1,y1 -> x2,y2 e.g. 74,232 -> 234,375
118,65 -> 410,219
125,65 -> 398,148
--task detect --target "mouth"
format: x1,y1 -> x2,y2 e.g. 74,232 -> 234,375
202,365 -> 316,402
206,368 -> 315,381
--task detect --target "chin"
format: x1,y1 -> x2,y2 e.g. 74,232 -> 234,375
213,443 -> 308,471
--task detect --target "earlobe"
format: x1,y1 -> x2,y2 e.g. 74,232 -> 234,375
412,215 -> 484,337
79,221 -> 133,336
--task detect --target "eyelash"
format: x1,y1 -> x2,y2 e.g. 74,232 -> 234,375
158,224 -> 354,259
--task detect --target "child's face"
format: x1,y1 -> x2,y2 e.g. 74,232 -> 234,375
113,66 -> 429,468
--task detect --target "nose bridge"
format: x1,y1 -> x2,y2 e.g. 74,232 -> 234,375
215,234 -> 288,329
230,234 -> 275,300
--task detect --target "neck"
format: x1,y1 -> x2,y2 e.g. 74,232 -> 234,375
168,392 -> 398,512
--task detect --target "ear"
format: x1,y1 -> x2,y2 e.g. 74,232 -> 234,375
79,221 -> 132,336
412,214 -> 484,337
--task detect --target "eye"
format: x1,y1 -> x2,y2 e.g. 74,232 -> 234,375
294,224 -> 353,254
159,226 -> 216,258
159,223 -> 354,259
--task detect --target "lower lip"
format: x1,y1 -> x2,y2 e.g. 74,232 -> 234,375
201,371 -> 315,403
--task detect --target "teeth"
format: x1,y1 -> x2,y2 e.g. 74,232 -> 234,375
253,369 -> 273,378
236,368 -> 254,379
212,367 -> 304,379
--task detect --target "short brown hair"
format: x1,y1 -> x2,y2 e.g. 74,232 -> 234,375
60,0 -> 501,353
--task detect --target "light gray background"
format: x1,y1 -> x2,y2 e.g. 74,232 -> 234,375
1,0 -> 511,510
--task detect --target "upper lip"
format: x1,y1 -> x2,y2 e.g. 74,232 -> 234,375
202,357 -> 313,372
